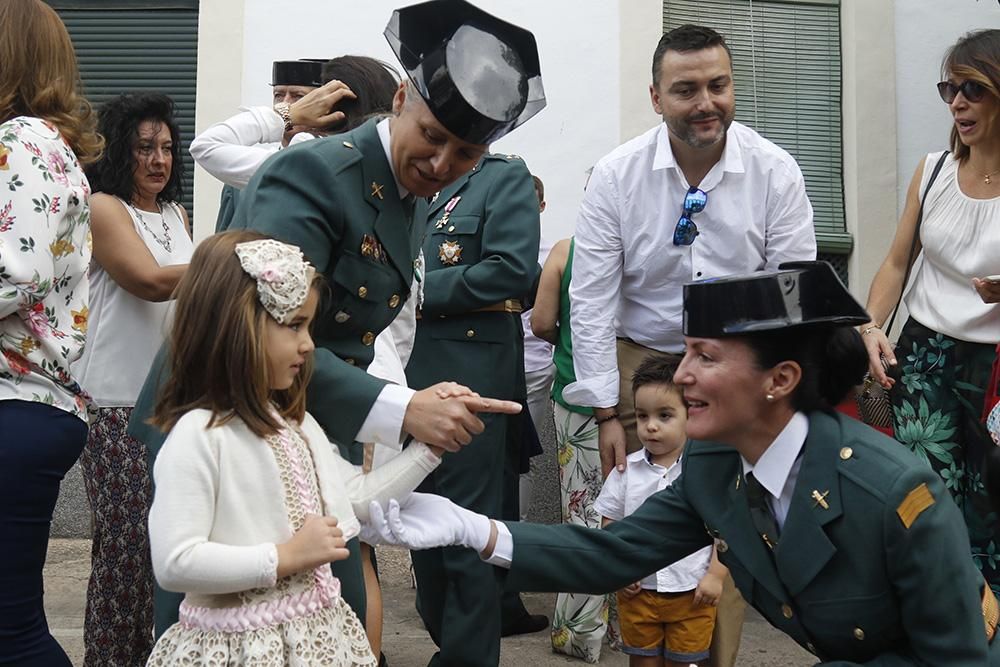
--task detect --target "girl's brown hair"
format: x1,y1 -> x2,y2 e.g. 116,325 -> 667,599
943,29 -> 1000,162
0,0 -> 103,164
152,230 -> 317,438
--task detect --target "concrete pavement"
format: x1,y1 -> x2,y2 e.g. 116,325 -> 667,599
44,538 -> 813,666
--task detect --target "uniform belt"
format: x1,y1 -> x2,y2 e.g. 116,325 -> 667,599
416,299 -> 522,319
984,579 -> 999,643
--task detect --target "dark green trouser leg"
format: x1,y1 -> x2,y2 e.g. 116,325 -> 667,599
412,422 -> 505,667
500,454 -> 531,624
333,537 -> 367,626
153,586 -> 184,638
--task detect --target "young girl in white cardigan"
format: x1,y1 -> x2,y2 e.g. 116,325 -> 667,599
145,231 -> 442,666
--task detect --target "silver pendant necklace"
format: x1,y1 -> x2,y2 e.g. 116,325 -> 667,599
128,200 -> 172,253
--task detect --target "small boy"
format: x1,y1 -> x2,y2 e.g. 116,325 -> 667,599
594,354 -> 726,667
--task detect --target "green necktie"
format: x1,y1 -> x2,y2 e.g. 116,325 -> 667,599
745,471 -> 780,551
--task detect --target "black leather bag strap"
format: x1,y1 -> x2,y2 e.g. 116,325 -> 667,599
885,150 -> 950,336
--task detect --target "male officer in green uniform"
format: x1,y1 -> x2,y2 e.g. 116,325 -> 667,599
372,261 -> 1000,665
405,152 -> 544,665
128,0 -> 545,638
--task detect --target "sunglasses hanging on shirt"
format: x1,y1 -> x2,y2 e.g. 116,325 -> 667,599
673,186 -> 708,246
936,79 -> 987,104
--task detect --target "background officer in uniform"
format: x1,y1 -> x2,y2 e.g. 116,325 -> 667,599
406,151 -> 545,666
214,59 -> 327,231
372,261 -> 1000,666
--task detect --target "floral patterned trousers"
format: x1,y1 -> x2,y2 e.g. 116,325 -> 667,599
550,403 -> 621,663
891,319 -> 1000,590
79,406 -> 155,665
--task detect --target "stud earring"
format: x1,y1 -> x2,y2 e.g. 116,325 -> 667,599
766,393 -> 775,402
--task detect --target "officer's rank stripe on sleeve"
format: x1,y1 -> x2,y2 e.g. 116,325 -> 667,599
896,482 -> 935,529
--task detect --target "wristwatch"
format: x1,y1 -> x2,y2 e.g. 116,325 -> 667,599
274,102 -> 293,133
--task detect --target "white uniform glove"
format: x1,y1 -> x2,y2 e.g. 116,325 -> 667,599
366,493 -> 492,552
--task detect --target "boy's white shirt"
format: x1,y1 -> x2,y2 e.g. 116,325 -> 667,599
594,449 -> 712,592
148,408 -> 440,595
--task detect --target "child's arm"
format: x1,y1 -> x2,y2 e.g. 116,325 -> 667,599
692,543 -> 727,607
309,413 -> 442,522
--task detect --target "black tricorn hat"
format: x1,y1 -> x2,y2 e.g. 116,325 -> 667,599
384,0 -> 545,145
271,60 -> 324,87
683,261 -> 870,337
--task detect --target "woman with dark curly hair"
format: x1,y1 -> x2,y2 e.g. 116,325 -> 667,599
73,91 -> 193,666
0,0 -> 102,663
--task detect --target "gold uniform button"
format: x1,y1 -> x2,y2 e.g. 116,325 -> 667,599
717,540 -> 728,553
388,294 -> 400,308
358,286 -> 368,298
362,332 -> 375,346
840,447 -> 854,460
806,642 -> 817,654
853,627 -> 865,641
447,225 -> 455,233
466,329 -> 475,338
345,358 -> 356,366
781,604 -> 793,619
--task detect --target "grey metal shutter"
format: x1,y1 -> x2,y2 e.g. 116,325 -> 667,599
663,0 -> 849,271
52,1 -> 199,224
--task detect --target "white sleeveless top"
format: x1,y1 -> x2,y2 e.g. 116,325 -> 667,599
74,197 -> 194,406
905,151 -> 1000,344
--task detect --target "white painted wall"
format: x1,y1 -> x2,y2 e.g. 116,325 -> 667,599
894,0 -> 1000,214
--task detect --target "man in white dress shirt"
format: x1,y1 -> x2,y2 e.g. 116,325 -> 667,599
561,23 -> 816,666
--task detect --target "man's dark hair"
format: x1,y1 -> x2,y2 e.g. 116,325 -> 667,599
651,24 -> 732,87
87,92 -> 184,203
531,174 -> 544,204
631,353 -> 683,396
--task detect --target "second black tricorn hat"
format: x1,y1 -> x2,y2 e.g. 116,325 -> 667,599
271,60 -> 324,87
384,0 -> 545,145
683,261 -> 870,337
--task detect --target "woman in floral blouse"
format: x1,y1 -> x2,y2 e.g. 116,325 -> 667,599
0,0 -> 103,663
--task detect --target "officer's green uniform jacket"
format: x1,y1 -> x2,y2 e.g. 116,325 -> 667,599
127,118 -> 424,636
407,153 -> 540,402
504,411 -> 999,665
229,118 -> 426,446
404,154 -> 540,667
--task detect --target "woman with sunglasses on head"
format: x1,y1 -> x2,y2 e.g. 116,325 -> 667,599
73,92 -> 193,666
860,29 -> 1000,592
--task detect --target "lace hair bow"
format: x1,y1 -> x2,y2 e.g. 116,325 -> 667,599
234,239 -> 315,324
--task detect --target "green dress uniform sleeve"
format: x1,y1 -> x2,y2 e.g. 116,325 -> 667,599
231,139 -> 389,447
421,158 -> 540,316
503,468 -> 712,594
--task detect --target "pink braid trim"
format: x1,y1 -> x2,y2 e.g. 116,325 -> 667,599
178,571 -> 342,633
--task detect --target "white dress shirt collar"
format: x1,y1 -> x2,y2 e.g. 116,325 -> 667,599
651,123 -> 747,187
741,411 -> 809,502
376,118 -> 409,200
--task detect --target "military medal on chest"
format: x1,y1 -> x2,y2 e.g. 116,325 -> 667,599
439,240 -> 462,265
434,195 -> 462,229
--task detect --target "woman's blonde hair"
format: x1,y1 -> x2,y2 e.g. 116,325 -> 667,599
943,29 -> 1000,162
0,0 -> 103,164
152,230 -> 319,438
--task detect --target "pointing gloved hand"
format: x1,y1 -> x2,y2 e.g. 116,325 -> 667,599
366,493 -> 493,553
